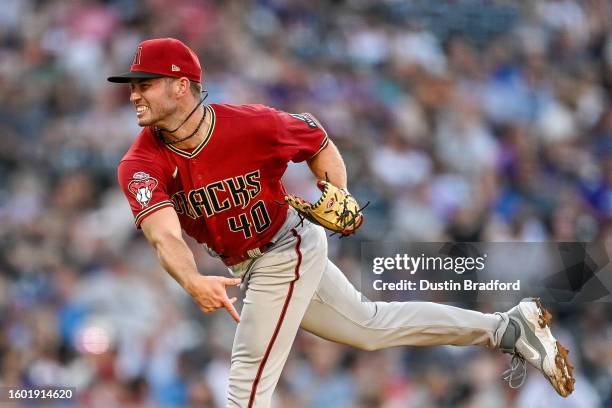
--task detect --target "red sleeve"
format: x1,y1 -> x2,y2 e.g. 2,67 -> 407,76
117,159 -> 174,228
273,110 -> 329,163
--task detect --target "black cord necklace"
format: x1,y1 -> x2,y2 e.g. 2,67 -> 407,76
162,95 -> 204,133
155,90 -> 209,145
158,106 -> 207,145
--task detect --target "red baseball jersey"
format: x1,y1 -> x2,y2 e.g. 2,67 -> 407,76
117,103 -> 328,260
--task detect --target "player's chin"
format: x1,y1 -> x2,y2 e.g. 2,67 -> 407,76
136,115 -> 155,127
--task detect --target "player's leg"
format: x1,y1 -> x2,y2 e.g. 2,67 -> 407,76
227,222 -> 327,408
300,260 -> 575,397
300,259 -> 508,350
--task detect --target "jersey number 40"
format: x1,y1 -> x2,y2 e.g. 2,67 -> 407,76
227,200 -> 271,239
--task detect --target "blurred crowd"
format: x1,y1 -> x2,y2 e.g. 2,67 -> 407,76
1,0 -> 612,407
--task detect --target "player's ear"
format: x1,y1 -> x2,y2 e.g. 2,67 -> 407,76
176,77 -> 190,97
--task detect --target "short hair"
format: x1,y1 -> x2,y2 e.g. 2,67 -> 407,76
190,81 -> 202,98
165,77 -> 202,98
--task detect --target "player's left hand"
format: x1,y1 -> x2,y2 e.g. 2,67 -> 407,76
184,275 -> 242,322
285,180 -> 365,236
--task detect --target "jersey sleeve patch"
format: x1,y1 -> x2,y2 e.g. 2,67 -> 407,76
127,171 -> 159,208
289,113 -> 319,128
273,110 -> 329,163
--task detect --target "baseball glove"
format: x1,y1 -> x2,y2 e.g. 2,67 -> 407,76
285,180 -> 365,236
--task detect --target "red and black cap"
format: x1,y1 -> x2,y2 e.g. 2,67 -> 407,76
107,38 -> 202,83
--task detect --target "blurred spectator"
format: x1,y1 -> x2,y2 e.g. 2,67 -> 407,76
1,0 -> 611,407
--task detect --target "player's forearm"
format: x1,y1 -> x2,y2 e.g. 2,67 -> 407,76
307,140 -> 347,189
151,233 -> 201,289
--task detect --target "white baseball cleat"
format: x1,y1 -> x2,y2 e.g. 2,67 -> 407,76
501,298 -> 575,397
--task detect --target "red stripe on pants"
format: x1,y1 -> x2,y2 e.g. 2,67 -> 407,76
248,229 -> 302,408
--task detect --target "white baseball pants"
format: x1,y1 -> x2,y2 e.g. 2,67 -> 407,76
227,210 -> 509,408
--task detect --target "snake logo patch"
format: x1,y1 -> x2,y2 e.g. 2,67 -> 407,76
128,172 -> 158,208
290,113 -> 318,128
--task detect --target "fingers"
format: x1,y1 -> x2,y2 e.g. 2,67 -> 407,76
223,297 -> 241,323
316,179 -> 329,191
198,296 -> 240,323
219,278 -> 241,322
197,278 -> 241,322
221,277 -> 242,286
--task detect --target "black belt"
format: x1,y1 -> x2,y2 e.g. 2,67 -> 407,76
222,242 -> 275,266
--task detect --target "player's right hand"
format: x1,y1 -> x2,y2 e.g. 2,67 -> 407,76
184,275 -> 242,322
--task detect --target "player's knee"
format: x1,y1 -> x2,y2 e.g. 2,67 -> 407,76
352,338 -> 380,352
357,343 -> 376,352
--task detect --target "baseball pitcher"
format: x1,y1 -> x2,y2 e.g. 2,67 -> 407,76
109,38 -> 575,407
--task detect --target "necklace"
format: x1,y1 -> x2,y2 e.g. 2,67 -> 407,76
157,106 -> 207,146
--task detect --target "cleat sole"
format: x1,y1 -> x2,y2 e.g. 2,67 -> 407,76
532,298 -> 575,397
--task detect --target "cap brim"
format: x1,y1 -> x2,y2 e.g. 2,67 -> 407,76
107,71 -> 165,83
